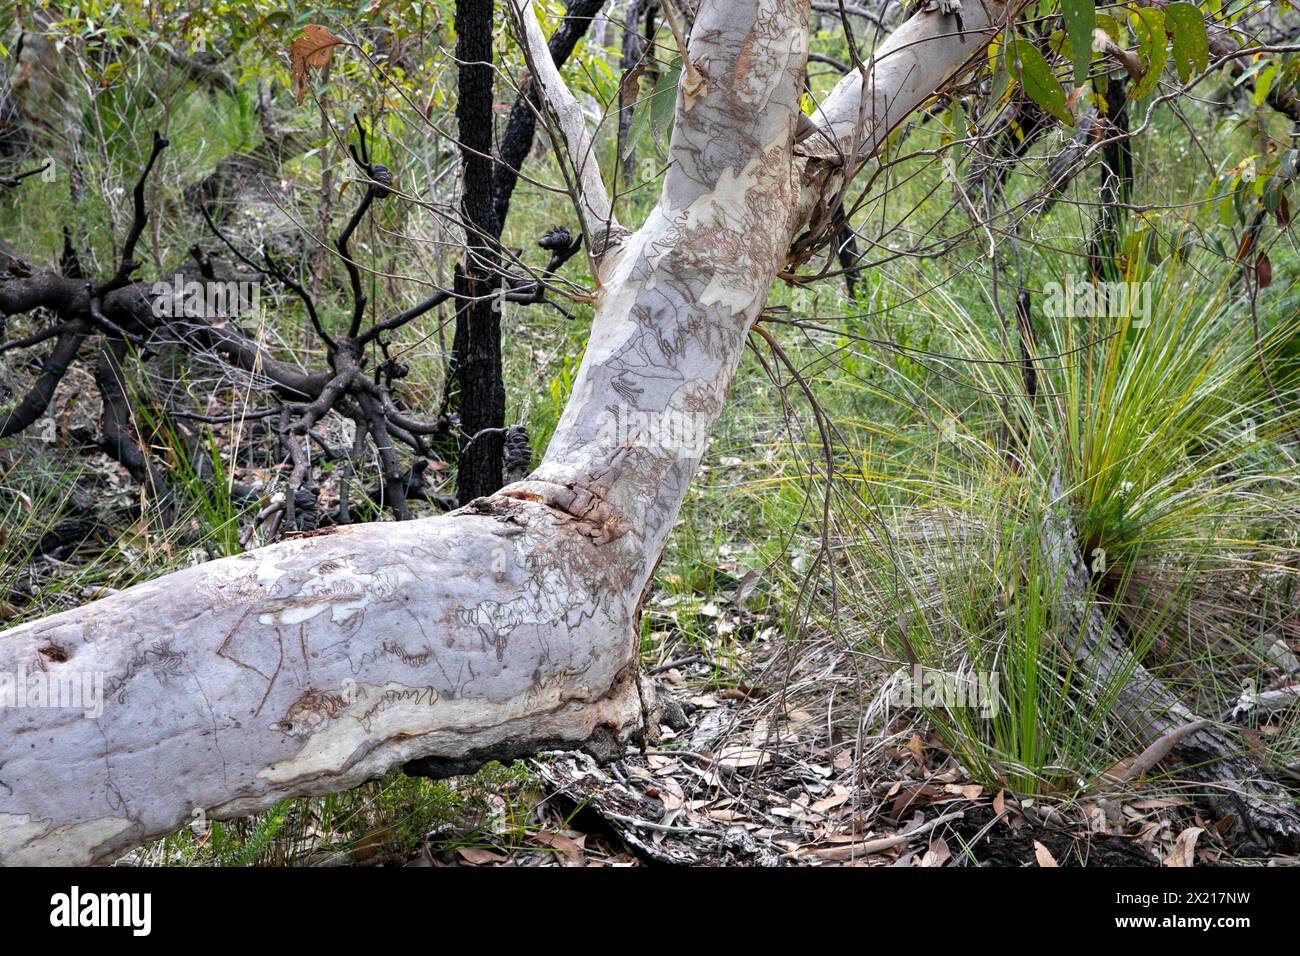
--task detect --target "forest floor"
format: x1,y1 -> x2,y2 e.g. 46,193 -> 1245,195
414,619 -> 1300,868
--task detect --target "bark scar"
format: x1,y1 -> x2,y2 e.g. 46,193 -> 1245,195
501,480 -> 630,545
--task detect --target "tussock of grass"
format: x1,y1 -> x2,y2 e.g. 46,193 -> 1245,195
809,253 -> 1300,803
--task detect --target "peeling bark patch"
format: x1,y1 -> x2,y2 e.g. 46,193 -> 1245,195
0,812 -> 135,867
502,490 -> 542,503
681,59 -> 709,109
502,480 -> 631,545
358,686 -> 441,733
538,483 -> 630,544
280,687 -> 354,737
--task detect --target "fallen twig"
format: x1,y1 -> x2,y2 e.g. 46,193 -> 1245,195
797,808 -> 967,862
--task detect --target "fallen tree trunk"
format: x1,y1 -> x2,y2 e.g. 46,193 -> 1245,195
0,0 -> 1022,864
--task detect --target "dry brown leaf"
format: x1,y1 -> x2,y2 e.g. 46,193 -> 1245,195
806,809 -> 967,863
350,824 -> 395,862
920,834 -> 951,867
905,734 -> 926,767
290,24 -> 344,104
889,783 -> 944,820
1235,229 -> 1256,261
1257,252 -> 1273,288
656,777 -> 685,811
1129,797 -> 1192,810
618,61 -> 646,111
716,745 -> 768,768
1033,840 -> 1059,867
1167,826 -> 1203,868
810,787 -> 850,815
532,830 -> 583,862
1066,84 -> 1088,116
457,846 -> 507,865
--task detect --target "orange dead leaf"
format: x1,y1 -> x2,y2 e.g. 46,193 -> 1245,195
1066,84 -> 1088,117
531,830 -> 583,862
618,61 -> 646,111
291,24 -> 344,105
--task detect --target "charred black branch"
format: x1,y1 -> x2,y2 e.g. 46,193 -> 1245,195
453,0 -> 506,505
199,204 -> 334,353
0,162 -> 49,188
93,338 -> 175,524
0,320 -> 87,437
99,131 -> 169,296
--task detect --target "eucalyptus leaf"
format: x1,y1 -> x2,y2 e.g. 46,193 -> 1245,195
1165,2 -> 1209,83
1061,0 -> 1095,87
1129,8 -> 1168,101
1014,38 -> 1071,124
